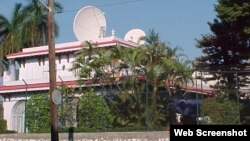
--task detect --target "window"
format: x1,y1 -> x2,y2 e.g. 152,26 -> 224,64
58,54 -> 61,64
38,57 -> 41,66
42,57 -> 45,65
14,60 -> 20,80
66,54 -> 70,63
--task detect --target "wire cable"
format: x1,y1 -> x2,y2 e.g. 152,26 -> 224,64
55,0 -> 147,14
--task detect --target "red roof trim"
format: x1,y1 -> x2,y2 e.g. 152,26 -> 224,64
138,77 -> 215,94
0,80 -> 214,94
168,82 -> 215,94
0,81 -> 76,92
184,86 -> 214,94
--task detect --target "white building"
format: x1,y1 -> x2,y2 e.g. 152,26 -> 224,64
0,36 -> 139,132
0,36 -> 217,132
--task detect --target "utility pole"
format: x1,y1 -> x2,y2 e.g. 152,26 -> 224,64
195,71 -> 199,125
22,79 -> 28,133
48,0 -> 59,140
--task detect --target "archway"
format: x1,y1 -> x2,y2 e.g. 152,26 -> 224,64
11,100 -> 25,132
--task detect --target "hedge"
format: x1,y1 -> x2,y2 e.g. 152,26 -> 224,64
0,119 -> 7,133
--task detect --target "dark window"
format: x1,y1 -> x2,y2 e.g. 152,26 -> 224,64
58,54 -> 61,64
38,57 -> 41,66
67,54 -> 70,63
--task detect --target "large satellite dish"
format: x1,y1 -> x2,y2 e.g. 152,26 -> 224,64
73,6 -> 106,42
124,29 -> 146,45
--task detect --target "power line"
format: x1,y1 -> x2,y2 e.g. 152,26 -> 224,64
98,0 -> 146,7
55,0 -> 147,14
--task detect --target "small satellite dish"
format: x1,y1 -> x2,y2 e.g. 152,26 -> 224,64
52,89 -> 62,105
73,6 -> 106,42
124,29 -> 146,45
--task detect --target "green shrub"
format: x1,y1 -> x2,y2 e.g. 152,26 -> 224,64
200,98 -> 239,124
0,104 -> 3,119
0,119 -> 7,133
78,90 -> 113,130
26,94 -> 50,132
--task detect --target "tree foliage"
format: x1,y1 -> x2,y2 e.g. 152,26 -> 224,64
26,86 -> 79,132
200,98 -> 239,124
0,103 -> 6,133
0,3 -> 27,58
195,0 -> 250,99
57,85 -> 77,127
140,30 -> 192,127
72,29 -> 192,129
26,93 -> 50,132
0,0 -> 63,58
77,89 -> 113,130
22,0 -> 63,47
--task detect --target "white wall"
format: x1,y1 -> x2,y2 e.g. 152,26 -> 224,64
3,101 -> 17,131
3,53 -> 77,86
56,54 -> 76,78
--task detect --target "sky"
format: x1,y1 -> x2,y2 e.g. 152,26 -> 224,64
0,0 -> 218,61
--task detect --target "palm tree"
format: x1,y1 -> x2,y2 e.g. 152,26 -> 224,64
161,47 -> 193,95
72,42 -> 148,127
140,29 -> 193,127
72,41 -> 104,82
0,1 -> 64,59
0,3 -> 28,58
139,30 -> 167,127
72,29 -> 193,128
22,0 -> 63,47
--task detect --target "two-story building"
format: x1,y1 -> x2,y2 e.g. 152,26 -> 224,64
0,36 -> 139,132
0,35 -> 217,132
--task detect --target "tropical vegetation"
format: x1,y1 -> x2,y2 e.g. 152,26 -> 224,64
0,102 -> 7,133
72,29 -> 193,129
0,0 -> 63,59
57,85 -> 77,128
26,93 -> 50,132
3,0 -> 250,132
200,98 -> 239,124
195,0 -> 250,124
194,0 -> 250,100
77,89 -> 113,131
0,3 -> 26,58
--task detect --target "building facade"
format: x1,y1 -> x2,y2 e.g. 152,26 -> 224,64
0,36 -> 216,132
0,36 -> 139,132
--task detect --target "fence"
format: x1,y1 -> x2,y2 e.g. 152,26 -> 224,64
0,131 -> 169,141
1,70 -> 250,134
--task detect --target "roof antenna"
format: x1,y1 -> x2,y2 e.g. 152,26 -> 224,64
111,28 -> 115,36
